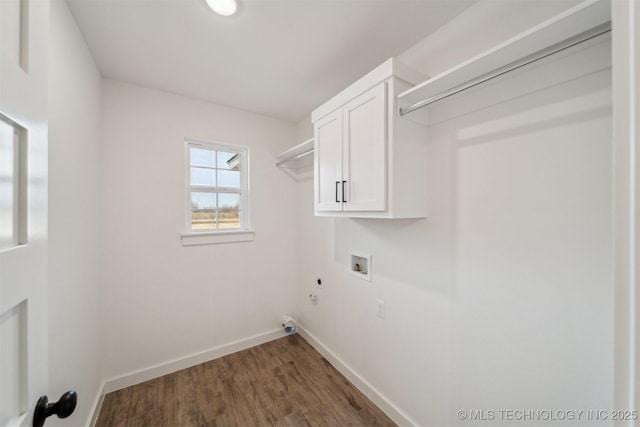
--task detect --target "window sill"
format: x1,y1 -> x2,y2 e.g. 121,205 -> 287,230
181,230 -> 255,246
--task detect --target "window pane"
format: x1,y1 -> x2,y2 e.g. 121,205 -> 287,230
217,170 -> 240,188
217,151 -> 239,170
190,167 -> 215,187
190,148 -> 215,167
0,119 -> 15,250
218,193 -> 240,229
191,192 -> 217,230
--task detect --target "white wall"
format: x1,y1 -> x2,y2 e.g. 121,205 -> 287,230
48,0 -> 104,424
398,0 -> 583,78
100,80 -> 298,380
295,3 -> 613,426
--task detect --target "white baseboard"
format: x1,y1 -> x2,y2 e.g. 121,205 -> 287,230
87,382 -> 105,427
297,326 -> 416,427
102,328 -> 287,394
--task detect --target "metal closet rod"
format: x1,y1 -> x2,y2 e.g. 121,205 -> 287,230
399,22 -> 612,117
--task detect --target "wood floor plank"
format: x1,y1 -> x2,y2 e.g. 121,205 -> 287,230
162,373 -> 178,426
274,409 -> 312,427
96,335 -> 396,427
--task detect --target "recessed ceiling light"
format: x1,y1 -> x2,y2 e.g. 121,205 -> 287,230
206,0 -> 237,16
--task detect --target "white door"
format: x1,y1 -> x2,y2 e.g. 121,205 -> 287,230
342,83 -> 386,212
314,108 -> 343,212
0,0 -> 50,426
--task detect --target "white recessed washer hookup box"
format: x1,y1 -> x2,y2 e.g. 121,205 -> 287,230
350,252 -> 371,281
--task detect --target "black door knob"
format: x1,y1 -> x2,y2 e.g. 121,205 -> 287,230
33,390 -> 77,427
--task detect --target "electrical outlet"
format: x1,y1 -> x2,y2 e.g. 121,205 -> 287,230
376,299 -> 385,319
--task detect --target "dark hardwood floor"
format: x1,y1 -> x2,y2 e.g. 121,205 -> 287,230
96,334 -> 396,426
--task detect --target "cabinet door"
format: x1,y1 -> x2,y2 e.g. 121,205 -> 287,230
314,108 -> 343,212
342,83 -> 387,212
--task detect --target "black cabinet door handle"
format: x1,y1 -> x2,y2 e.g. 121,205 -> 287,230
342,181 -> 347,203
335,181 -> 340,203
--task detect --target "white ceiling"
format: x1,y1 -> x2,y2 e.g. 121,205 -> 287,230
67,0 -> 475,122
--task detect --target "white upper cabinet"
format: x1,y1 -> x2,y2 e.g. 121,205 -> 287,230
312,58 -> 428,218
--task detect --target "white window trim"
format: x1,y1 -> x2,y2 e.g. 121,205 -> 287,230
182,139 -> 252,246
181,229 -> 254,246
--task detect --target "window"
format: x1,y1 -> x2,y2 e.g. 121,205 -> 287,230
183,139 -> 252,245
